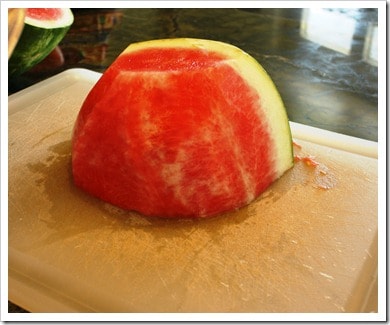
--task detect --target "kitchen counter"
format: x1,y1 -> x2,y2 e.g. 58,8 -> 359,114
8,7 -> 379,314
9,8 -> 378,141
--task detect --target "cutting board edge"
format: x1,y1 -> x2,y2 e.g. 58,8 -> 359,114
8,68 -> 378,159
8,68 -> 101,115
7,68 -> 379,315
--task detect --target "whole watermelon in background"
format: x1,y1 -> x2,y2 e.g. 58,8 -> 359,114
72,38 -> 294,218
8,8 -> 73,77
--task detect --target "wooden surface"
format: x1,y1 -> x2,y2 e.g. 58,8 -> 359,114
8,70 -> 378,313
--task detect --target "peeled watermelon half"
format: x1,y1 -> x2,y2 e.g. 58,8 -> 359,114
72,38 -> 294,218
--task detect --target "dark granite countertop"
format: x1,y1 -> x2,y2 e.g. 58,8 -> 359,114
8,7 -> 378,314
9,8 -> 378,141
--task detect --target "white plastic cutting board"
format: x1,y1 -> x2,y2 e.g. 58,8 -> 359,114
8,69 -> 378,313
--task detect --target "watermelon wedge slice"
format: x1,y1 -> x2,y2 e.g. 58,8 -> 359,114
8,8 -> 73,77
72,38 -> 294,218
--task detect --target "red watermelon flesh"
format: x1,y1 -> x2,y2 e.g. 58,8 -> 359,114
26,8 -> 63,21
72,39 -> 293,218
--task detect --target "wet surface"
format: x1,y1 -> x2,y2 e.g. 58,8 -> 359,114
8,7 -> 379,313
9,98 -> 378,311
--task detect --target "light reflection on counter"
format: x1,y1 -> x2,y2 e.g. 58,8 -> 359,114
363,23 -> 378,66
300,8 -> 356,55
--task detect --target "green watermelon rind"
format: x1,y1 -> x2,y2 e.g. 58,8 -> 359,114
8,9 -> 73,77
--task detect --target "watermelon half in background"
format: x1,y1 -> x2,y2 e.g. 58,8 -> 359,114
8,8 -> 73,77
72,38 -> 294,218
